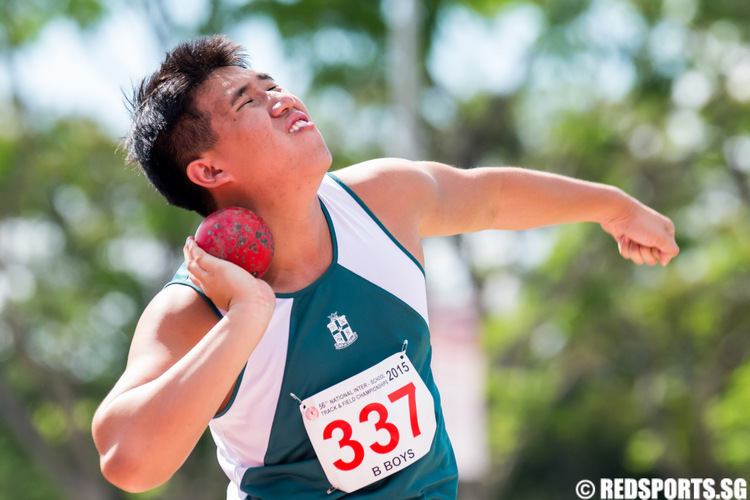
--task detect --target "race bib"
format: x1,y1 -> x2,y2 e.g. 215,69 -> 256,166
297,351 -> 437,493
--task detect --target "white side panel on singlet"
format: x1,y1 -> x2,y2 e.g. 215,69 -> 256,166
209,297 -> 293,484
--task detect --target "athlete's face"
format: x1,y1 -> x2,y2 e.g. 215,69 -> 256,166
195,67 -> 332,194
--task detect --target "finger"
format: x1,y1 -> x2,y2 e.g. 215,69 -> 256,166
183,237 -> 211,287
183,237 -> 195,270
650,247 -> 662,266
183,237 -> 200,269
618,237 -> 631,261
660,247 -> 676,267
187,237 -> 214,267
659,239 -> 680,266
620,238 -> 644,265
640,245 -> 660,266
183,236 -> 196,260
628,240 -> 645,265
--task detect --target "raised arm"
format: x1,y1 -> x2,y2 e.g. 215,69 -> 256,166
337,159 -> 679,266
92,239 -> 275,492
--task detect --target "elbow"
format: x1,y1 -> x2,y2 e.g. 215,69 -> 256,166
99,451 -> 141,492
99,448 -> 168,493
99,452 -> 151,493
93,415 -> 171,493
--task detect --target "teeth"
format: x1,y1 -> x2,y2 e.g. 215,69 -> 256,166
289,119 -> 308,134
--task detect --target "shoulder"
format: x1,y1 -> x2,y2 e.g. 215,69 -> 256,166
333,159 -> 443,222
140,283 -> 218,329
334,158 -> 438,196
126,284 -> 219,373
334,158 -> 481,237
332,159 -> 442,265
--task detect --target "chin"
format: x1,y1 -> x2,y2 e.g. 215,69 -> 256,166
292,131 -> 333,174
314,141 -> 333,171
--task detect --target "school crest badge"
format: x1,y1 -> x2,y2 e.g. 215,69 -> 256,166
327,312 -> 358,349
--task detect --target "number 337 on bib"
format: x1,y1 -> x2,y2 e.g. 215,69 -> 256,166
297,352 -> 437,493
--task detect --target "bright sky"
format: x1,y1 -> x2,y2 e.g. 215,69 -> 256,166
4,1 -> 301,136
3,0 -> 711,154
4,0 -> 729,149
1,0 -> 549,138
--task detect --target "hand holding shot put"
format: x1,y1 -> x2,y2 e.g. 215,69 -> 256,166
93,35 -> 679,499
186,206 -> 276,312
183,236 -> 275,316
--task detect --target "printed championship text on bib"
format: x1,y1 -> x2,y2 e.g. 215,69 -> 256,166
298,351 -> 437,493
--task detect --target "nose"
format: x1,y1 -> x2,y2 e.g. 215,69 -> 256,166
270,92 -> 295,117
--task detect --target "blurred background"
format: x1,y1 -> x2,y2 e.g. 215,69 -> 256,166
1,0 -> 749,498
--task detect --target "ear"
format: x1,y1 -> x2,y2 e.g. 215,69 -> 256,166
186,158 -> 233,189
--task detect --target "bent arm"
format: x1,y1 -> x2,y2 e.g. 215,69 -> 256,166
92,240 -> 275,492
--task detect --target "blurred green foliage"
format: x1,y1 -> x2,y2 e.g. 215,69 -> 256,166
0,1 -> 748,499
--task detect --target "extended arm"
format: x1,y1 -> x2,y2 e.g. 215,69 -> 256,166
337,159 -> 679,266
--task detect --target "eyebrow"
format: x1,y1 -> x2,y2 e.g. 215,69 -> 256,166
230,73 -> 276,107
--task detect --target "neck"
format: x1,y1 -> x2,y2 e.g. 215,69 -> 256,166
260,197 -> 332,293
213,174 -> 333,294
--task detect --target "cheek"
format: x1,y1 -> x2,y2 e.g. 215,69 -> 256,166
223,127 -> 277,158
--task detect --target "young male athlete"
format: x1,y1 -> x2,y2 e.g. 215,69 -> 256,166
92,35 -> 679,499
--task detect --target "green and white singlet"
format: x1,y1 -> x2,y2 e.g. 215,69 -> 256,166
168,174 -> 458,499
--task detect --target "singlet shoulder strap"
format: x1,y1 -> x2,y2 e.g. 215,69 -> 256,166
165,262 -> 224,319
321,173 -> 425,275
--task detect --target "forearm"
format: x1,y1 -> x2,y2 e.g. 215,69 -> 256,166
93,305 -> 265,492
483,166 -> 678,265
488,167 -> 630,231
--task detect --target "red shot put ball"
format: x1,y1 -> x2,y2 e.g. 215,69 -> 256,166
194,207 -> 274,278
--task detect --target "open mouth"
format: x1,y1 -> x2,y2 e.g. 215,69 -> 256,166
287,111 -> 313,134
288,118 -> 310,134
